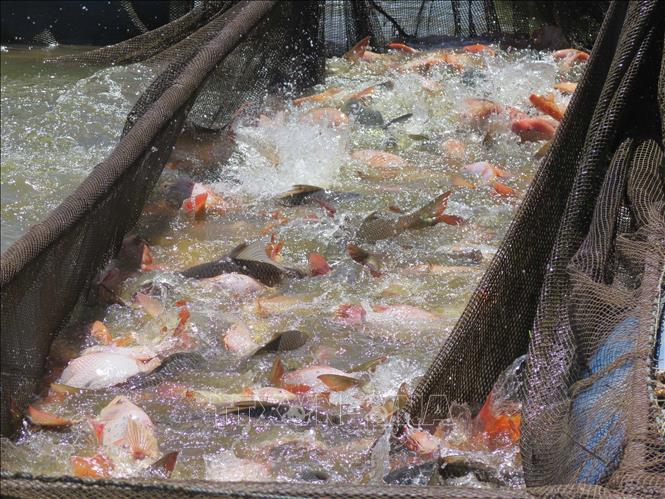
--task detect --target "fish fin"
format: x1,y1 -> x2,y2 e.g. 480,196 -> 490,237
89,420 -> 105,446
71,454 -> 114,478
146,451 -> 179,479
27,405 -> 74,427
383,113 -> 413,128
270,356 -> 285,386
317,374 -> 363,392
343,36 -> 370,61
308,252 -> 331,276
231,240 -> 292,272
439,214 -> 467,226
254,330 -> 309,356
126,419 -> 159,460
133,292 -> 164,318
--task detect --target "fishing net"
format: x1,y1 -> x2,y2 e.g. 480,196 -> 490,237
1,0 -> 663,497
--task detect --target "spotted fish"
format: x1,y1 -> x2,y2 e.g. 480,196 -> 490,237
181,240 -> 305,287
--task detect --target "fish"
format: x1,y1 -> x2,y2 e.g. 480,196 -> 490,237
334,304 -> 367,327
347,244 -> 382,277
510,117 -> 557,141
308,252 -> 331,276
92,396 -> 160,461
463,161 -> 509,182
403,428 -> 442,456
203,272 -> 265,296
349,355 -> 389,373
461,98 -> 502,131
298,107 -> 349,127
71,454 -> 114,478
117,235 -> 155,272
181,240 -> 305,287
292,87 -> 342,106
386,42 -> 419,54
529,93 -> 566,121
554,81 -> 577,94
441,138 -> 466,161
342,98 -> 413,128
355,191 -> 458,243
121,352 -> 206,390
276,184 -> 355,215
271,357 -> 361,394
223,322 -> 259,356
343,36 -> 370,62
402,50 -> 465,72
351,150 -> 409,169
462,44 -> 495,56
368,304 -> 441,324
252,330 -> 310,356
553,48 -> 589,63
27,405 -> 77,427
59,352 -> 162,389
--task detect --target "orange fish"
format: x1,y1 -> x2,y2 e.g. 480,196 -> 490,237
462,98 -> 502,130
463,161 -> 509,181
299,107 -> 349,127
554,81 -> 577,94
71,454 -> 114,478
441,138 -> 466,160
474,391 -> 521,448
386,42 -> 419,54
506,106 -> 528,123
308,252 -> 331,276
351,149 -> 409,169
462,43 -> 495,56
529,93 -> 565,121
292,87 -> 342,106
553,48 -> 589,62
343,36 -> 370,62
511,117 -> 557,142
334,304 -> 366,326
493,182 -> 516,197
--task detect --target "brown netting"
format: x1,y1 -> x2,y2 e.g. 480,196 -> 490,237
2,0 -> 663,497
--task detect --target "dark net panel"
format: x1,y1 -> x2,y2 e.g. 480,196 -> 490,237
0,472 -> 636,498
400,0 -> 664,496
0,0 -> 278,438
320,0 -> 608,56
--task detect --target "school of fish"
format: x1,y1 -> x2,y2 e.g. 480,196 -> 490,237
3,39 -> 588,488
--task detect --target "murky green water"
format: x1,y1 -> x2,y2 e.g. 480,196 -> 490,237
0,46 -> 155,252
2,43 -> 583,487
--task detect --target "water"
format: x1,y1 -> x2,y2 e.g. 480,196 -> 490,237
2,43 -> 585,487
0,46 -> 155,252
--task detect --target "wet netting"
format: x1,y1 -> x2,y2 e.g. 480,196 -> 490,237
1,0 -> 663,497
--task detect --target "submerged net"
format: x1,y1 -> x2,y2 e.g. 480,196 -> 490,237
1,0 -> 663,497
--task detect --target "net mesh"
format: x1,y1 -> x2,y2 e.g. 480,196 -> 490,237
1,0 -> 663,497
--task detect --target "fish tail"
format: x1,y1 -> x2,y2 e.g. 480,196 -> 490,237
406,191 -> 452,228
126,419 -> 159,460
146,451 -> 179,479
